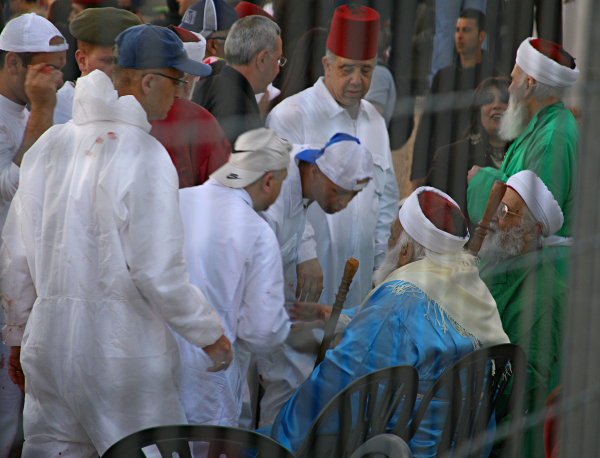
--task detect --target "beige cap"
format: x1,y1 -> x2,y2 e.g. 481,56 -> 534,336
211,128 -> 292,188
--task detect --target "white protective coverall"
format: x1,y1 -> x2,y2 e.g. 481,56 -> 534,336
175,179 -> 290,435
0,70 -> 224,457
262,78 -> 399,425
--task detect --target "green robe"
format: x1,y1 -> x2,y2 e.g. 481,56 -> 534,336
467,102 -> 579,238
480,250 -> 566,458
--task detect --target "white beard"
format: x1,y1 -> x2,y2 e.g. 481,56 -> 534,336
479,221 -> 527,262
372,242 -> 403,287
499,97 -> 529,141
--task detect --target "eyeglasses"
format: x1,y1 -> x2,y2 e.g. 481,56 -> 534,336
277,56 -> 287,67
144,72 -> 188,87
497,203 -> 530,220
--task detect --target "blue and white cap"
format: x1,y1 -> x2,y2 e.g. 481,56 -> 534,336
180,0 -> 238,38
295,133 -> 374,191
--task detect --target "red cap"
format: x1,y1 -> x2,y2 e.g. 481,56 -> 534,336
235,2 -> 274,20
529,38 -> 576,69
168,25 -> 200,43
326,5 -> 379,60
418,191 -> 467,238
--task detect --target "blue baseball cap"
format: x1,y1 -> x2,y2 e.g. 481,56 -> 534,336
180,0 -> 238,38
296,133 -> 373,191
115,24 -> 212,76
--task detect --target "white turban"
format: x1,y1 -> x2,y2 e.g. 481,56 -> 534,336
506,170 -> 563,237
183,32 -> 207,64
516,37 -> 579,88
399,187 -> 469,254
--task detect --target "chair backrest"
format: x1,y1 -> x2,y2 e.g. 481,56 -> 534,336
295,365 -> 419,458
101,424 -> 295,458
407,343 -> 527,458
348,434 -> 414,458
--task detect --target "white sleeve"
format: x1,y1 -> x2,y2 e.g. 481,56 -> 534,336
118,147 -> 224,348
237,230 -> 290,355
0,126 -> 20,202
374,157 -> 400,269
296,219 -> 317,264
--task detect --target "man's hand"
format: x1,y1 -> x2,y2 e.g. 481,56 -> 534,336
296,258 -> 324,302
25,63 -> 63,111
467,165 -> 481,184
8,346 -> 24,392
202,334 -> 233,372
290,301 -> 331,322
285,321 -> 324,354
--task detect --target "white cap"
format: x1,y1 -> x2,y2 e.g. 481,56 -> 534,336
295,133 -> 373,191
183,31 -> 207,64
0,14 -> 68,53
506,170 -> 563,237
515,37 -> 579,88
400,186 -> 469,254
210,128 -> 291,188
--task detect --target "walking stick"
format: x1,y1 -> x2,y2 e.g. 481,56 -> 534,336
314,258 -> 359,368
468,180 -> 507,256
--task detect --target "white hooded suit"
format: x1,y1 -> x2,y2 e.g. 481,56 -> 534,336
0,71 -> 224,457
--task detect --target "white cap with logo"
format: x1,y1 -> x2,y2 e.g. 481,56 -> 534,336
211,128 -> 292,188
0,14 -> 68,53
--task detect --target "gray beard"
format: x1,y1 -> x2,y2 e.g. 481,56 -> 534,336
499,98 -> 529,141
372,243 -> 403,287
479,221 -> 527,262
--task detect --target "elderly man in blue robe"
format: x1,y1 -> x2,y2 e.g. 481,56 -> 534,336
266,186 -> 509,458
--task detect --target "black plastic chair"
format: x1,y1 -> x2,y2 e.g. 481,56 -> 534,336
348,434 -> 413,458
407,343 -> 527,458
295,365 -> 419,458
101,424 -> 295,458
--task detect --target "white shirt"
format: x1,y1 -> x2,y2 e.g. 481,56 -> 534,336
260,148 -> 317,303
176,178 -> 290,427
53,81 -> 75,125
267,77 -> 400,309
0,94 -> 28,232
0,71 -> 224,453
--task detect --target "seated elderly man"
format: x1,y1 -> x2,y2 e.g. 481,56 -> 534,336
266,187 -> 509,457
479,170 -> 567,458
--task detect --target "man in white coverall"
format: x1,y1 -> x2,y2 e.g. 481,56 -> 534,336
175,128 -> 292,442
257,132 -> 374,426
0,24 -> 231,457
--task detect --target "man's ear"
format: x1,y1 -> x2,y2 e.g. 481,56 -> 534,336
5,52 -> 21,76
525,75 -> 536,93
261,172 -> 275,194
478,30 -> 486,45
205,38 -> 220,58
525,221 -> 543,242
75,49 -> 87,74
398,242 -> 414,268
140,73 -> 154,95
256,49 -> 270,72
322,55 -> 331,78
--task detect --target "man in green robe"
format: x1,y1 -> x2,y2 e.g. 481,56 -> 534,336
467,38 -> 579,278
478,170 -> 567,458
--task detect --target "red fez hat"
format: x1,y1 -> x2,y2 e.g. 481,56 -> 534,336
529,38 -> 576,69
235,2 -> 274,20
326,5 -> 379,61
418,191 -> 467,238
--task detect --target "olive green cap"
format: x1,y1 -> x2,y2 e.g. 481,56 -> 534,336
69,7 -> 142,46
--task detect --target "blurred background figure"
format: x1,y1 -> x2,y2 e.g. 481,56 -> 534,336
425,76 -> 509,233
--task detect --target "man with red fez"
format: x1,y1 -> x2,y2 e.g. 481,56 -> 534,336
149,26 -> 231,188
467,38 -> 579,278
264,187 -> 508,457
264,4 -> 399,424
